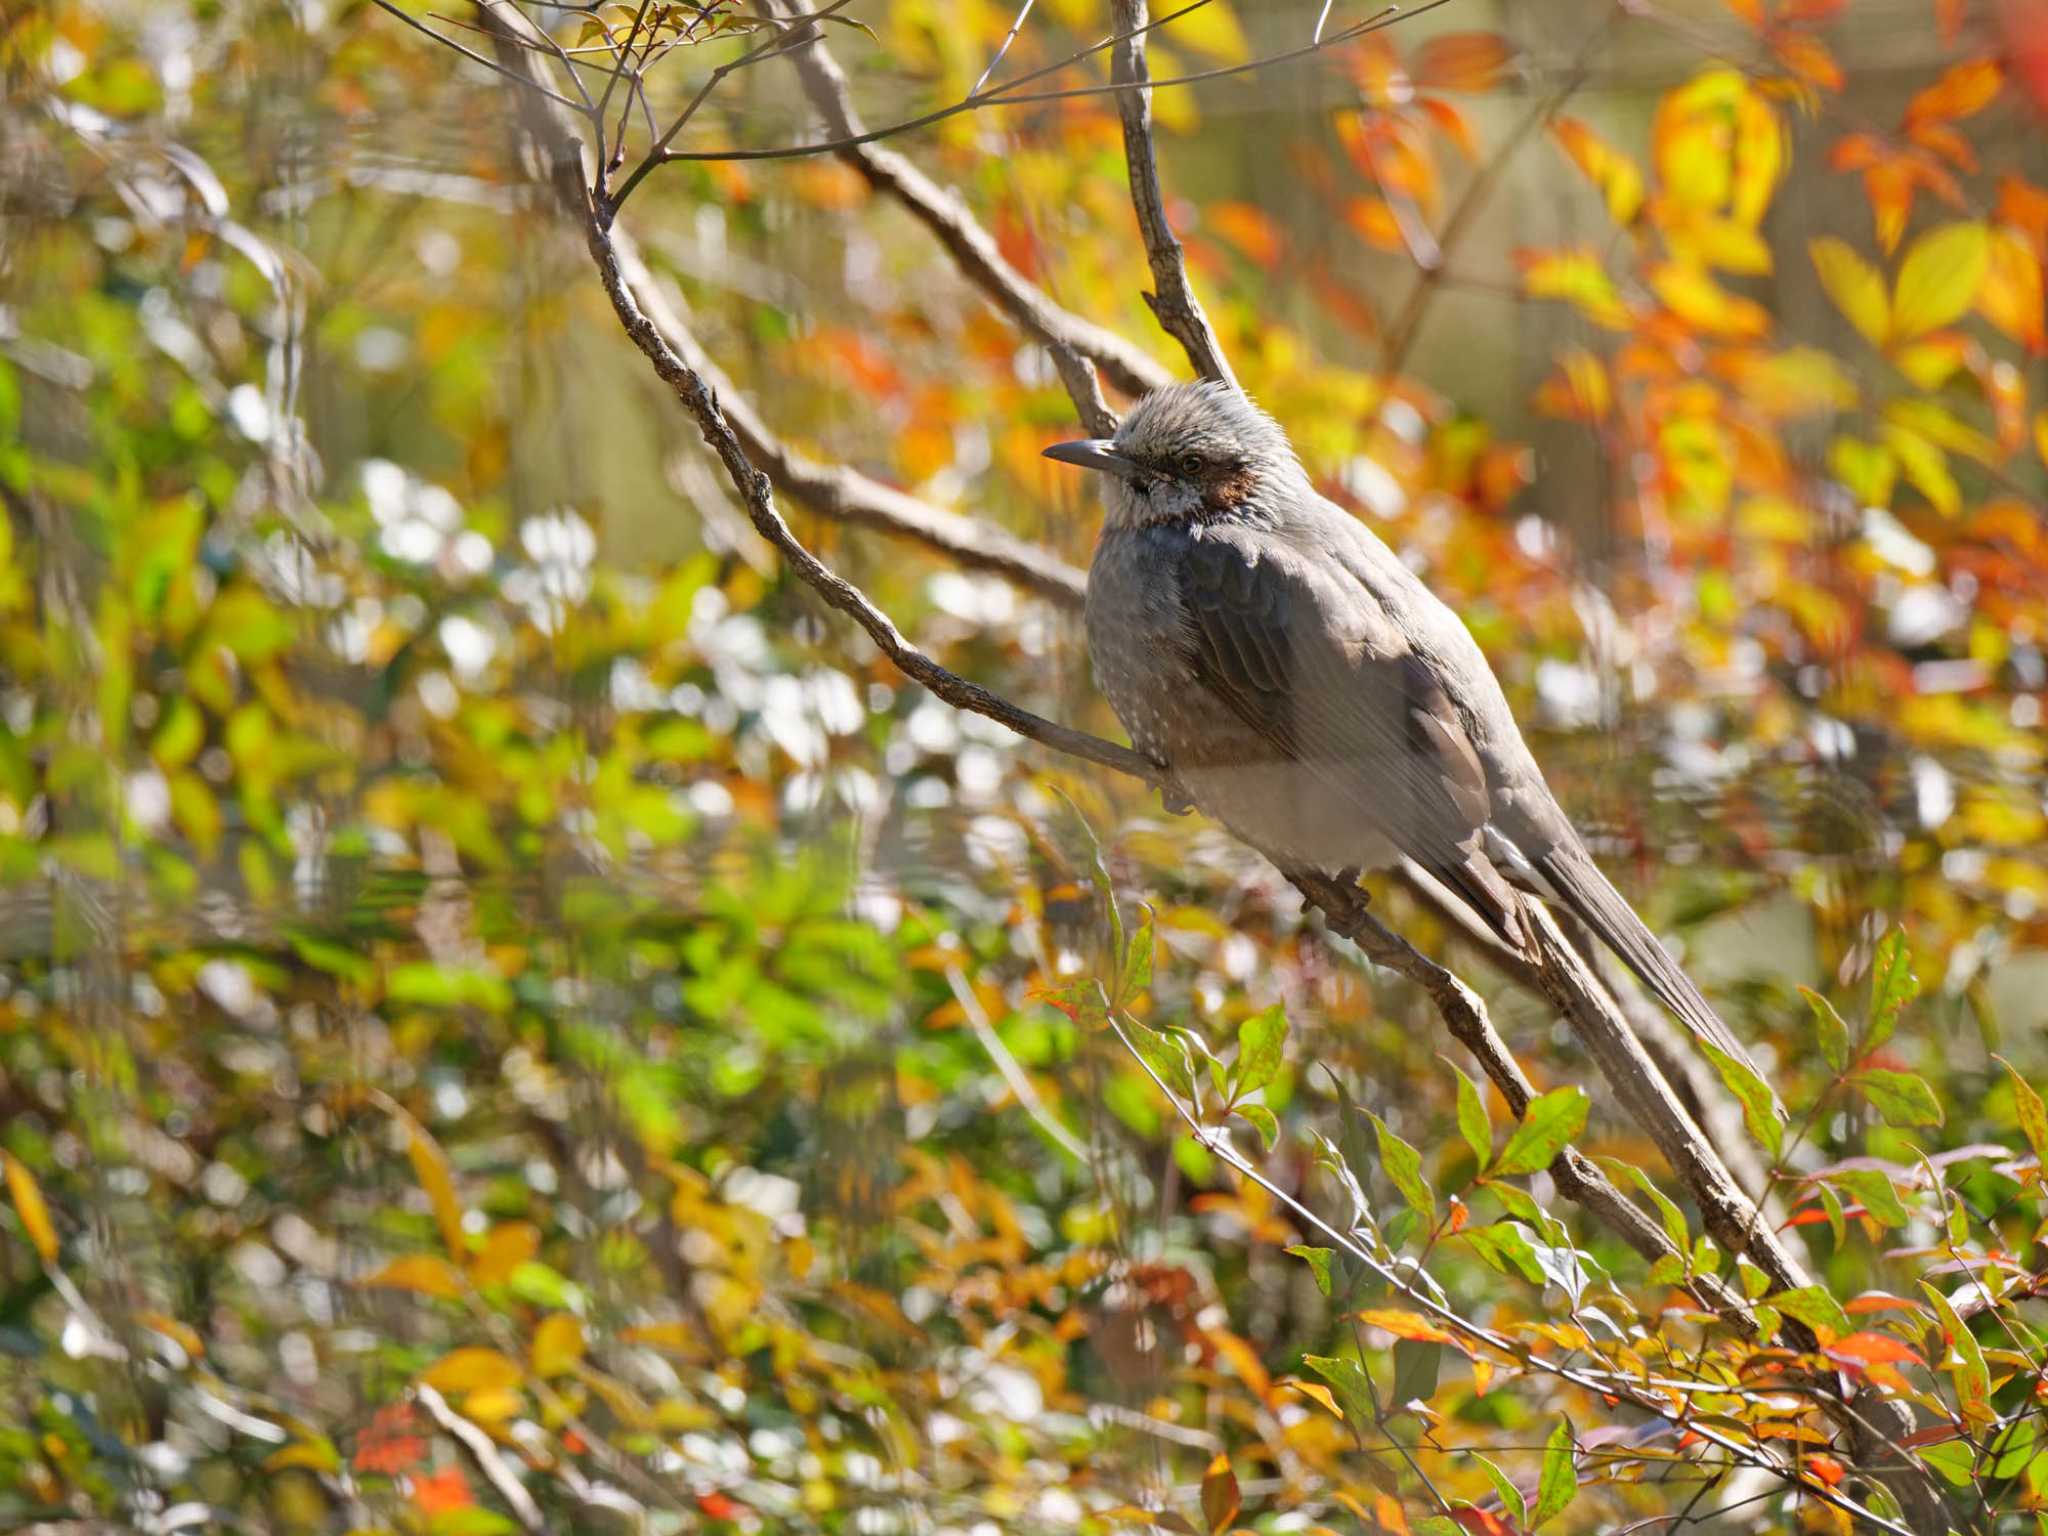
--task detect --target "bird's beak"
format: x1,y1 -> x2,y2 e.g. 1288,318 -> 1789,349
1043,438 -> 1142,481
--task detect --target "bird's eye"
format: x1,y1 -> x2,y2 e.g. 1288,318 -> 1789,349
1178,452 -> 1205,475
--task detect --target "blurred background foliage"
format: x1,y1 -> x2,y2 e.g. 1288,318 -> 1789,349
2,0 -> 2048,1531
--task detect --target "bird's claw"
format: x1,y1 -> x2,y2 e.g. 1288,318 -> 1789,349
1161,784 -> 1195,815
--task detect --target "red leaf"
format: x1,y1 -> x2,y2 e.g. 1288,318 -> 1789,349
1904,58 -> 2004,129
1825,1331 -> 1926,1368
1806,1453 -> 1847,1486
410,1465 -> 474,1515
697,1491 -> 748,1521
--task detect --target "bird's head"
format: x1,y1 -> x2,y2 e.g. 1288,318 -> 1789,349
1044,380 -> 1303,528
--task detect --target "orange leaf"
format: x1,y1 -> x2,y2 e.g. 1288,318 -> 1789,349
1979,225 -> 2047,349
359,1254 -> 467,1299
1355,1307 -> 1454,1344
1904,58 -> 2003,129
1343,197 -> 1406,252
1409,32 -> 1515,92
1206,202 -> 1283,271
1805,1453 -> 1846,1487
1418,97 -> 1479,162
381,1100 -> 465,1264
1846,1289 -> 1934,1316
1200,1454 -> 1240,1536
1826,1331 -> 1926,1368
3,1153 -> 58,1265
1551,117 -> 1645,225
1772,32 -> 1843,92
410,1464 -> 474,1514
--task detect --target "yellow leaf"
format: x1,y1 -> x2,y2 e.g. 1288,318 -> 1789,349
1892,222 -> 1990,342
1355,1307 -> 1454,1344
2035,409 -> 2048,468
1881,424 -> 1961,516
1649,260 -> 1771,337
359,1253 -> 467,1299
1891,332 -> 1973,390
264,1439 -> 342,1474
1161,2 -> 1247,63
531,1314 -> 586,1378
1144,42 -> 1198,134
419,1347 -> 524,1395
390,1105 -> 466,1264
1810,238 -> 1888,347
1978,225 -> 2046,349
458,1389 -> 524,1423
1280,1376 -> 1344,1419
470,1222 -> 539,1288
3,1153 -> 58,1264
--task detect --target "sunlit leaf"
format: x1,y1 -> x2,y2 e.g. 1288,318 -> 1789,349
1284,1244 -> 1335,1296
531,1314 -> 586,1378
1801,986 -> 1851,1073
1366,1111 -> 1437,1224
1487,1087 -> 1588,1178
1409,32 -> 1515,92
3,1153 -> 58,1264
1854,1068 -> 1944,1127
419,1347 -> 523,1395
360,1254 -> 467,1299
1810,237 -> 1889,346
1444,1056 -> 1492,1171
1531,1418 -> 1577,1528
1891,222 -> 1990,341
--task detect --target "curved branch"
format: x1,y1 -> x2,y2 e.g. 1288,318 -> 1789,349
614,239 -> 1092,608
1109,0 -> 1236,388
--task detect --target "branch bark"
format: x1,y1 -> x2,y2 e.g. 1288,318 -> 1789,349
1109,0 -> 1236,389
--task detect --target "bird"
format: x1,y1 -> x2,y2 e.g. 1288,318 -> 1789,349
1045,379 -> 1769,1087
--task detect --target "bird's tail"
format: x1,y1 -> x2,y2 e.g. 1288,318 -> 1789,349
1532,839 -> 1776,1096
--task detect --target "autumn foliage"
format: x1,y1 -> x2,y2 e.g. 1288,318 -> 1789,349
3,0 -> 2048,1533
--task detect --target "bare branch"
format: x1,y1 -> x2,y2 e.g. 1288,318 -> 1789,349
1109,0 -> 1235,387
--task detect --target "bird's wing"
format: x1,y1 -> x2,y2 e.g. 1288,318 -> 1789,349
1170,528 -> 1515,927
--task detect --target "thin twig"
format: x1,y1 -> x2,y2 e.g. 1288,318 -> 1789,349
1110,0 -> 1235,386
947,965 -> 1090,1161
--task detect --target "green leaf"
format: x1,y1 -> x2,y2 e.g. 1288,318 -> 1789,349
1461,1221 -> 1547,1285
1823,1167 -> 1909,1228
1853,1068 -> 1944,1128
1814,1179 -> 1846,1246
1284,1244 -> 1334,1296
1532,1418 -> 1578,1528
1391,1337 -> 1440,1406
1920,1282 -> 1990,1414
1488,1087 -> 1589,1178
1867,928 -> 1918,1049
1124,1020 -> 1194,1100
1471,1452 -> 1528,1529
1303,1354 -> 1379,1439
1699,1039 -> 1784,1156
1995,1056 -> 2048,1167
1772,1284 -> 1852,1340
1800,985 -> 1851,1073
1989,1416 -> 2039,1479
1444,1055 -> 1492,1171
1919,1438 -> 1977,1488
1234,1102 -> 1279,1151
1367,1112 -> 1437,1224
1116,904 -> 1154,1007
287,929 -> 374,988
1234,1003 -> 1287,1099
1599,1157 -> 1688,1253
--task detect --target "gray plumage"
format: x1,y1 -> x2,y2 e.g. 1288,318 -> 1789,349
1048,380 -> 1766,1084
